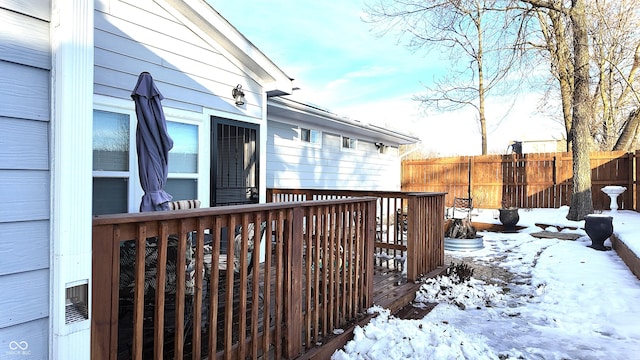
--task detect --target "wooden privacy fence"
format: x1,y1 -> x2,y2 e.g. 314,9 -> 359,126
402,150 -> 638,210
267,189 -> 446,282
92,198 -> 376,360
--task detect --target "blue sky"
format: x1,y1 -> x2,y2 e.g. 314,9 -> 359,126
209,1 -> 566,155
210,1 -> 441,119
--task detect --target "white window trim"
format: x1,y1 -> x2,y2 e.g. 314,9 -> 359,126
298,127 -> 322,148
341,136 -> 359,152
204,106 -> 267,204
93,98 -> 204,213
93,105 -> 139,213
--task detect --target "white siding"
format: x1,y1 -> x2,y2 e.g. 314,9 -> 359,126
94,0 -> 264,119
0,0 -> 51,357
267,120 -> 402,191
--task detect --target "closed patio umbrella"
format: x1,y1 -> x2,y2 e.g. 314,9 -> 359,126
131,72 -> 174,211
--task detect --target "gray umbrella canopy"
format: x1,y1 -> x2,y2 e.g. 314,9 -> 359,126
131,72 -> 174,211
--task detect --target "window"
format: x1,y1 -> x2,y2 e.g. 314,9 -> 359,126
92,109 -> 200,215
93,110 -> 131,215
93,110 -> 130,172
342,136 -> 357,149
167,122 -> 198,173
166,121 -> 199,202
300,127 -> 321,144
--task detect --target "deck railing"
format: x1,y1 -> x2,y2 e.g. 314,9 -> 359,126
92,198 -> 376,359
267,189 -> 446,281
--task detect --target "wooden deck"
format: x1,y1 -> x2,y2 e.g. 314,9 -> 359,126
372,264 -> 445,313
93,192 -> 446,359
114,260 -> 443,360
297,264 -> 446,360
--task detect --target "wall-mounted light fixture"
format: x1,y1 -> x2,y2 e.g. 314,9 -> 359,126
375,142 -> 388,154
232,84 -> 245,106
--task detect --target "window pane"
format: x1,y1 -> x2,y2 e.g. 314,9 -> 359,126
301,128 -> 320,144
342,136 -> 356,149
93,110 -> 130,171
167,122 -> 198,173
93,178 -> 128,215
165,179 -> 197,201
301,128 -> 311,142
310,130 -> 321,144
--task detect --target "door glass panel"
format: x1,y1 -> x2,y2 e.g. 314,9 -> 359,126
93,110 -> 130,171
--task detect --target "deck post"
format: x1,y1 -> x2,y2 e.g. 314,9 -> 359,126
91,224 -> 117,360
284,205 -> 304,358
405,194 -> 417,281
364,199 -> 376,307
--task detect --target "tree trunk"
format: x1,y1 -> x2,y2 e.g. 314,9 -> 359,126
613,109 -> 640,150
478,54 -> 488,155
566,0 -> 594,221
613,43 -> 640,150
550,10 -> 574,151
476,10 -> 488,155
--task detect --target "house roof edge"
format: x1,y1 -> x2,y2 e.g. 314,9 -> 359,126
268,97 -> 419,145
158,0 -> 294,95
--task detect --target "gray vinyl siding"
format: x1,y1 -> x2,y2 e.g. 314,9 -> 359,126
266,120 -> 402,190
0,221 -> 50,276
0,0 -> 51,357
0,318 -> 48,359
94,0 -> 263,118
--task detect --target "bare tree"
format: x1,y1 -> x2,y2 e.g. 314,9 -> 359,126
366,0 -> 636,219
589,0 -> 640,150
525,0 -> 640,151
519,0 -> 594,220
566,0 -> 595,220
364,0 -> 516,155
615,108 -> 640,150
529,6 -> 574,151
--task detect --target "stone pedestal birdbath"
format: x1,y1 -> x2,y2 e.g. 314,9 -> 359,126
601,186 -> 626,212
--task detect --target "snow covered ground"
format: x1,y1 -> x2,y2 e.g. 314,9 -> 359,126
332,207 -> 640,359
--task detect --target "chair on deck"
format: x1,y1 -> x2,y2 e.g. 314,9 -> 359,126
169,200 -> 267,297
396,207 -> 408,247
168,199 -> 201,211
203,221 -> 268,300
216,221 -> 267,275
168,199 -> 201,295
119,200 -> 202,298
117,199 -> 201,357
